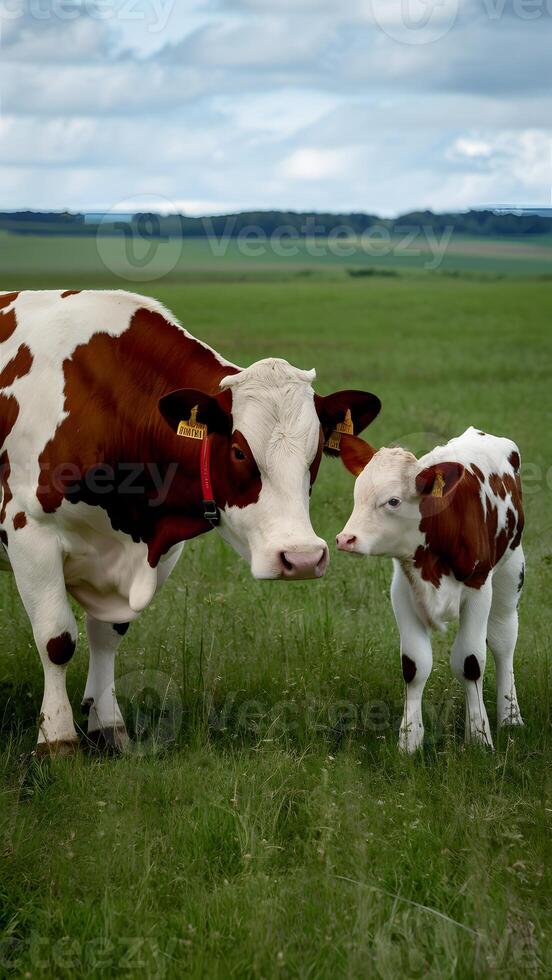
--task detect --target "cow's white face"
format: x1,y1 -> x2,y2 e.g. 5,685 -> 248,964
337,446 -> 423,558
219,360 -> 328,579
159,359 -> 382,580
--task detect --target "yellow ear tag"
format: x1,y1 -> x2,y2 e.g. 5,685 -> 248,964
177,405 -> 207,441
432,470 -> 446,497
327,409 -> 354,452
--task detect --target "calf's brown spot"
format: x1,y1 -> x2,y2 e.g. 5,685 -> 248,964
509,451 -> 520,473
402,654 -> 417,683
0,344 -> 33,388
463,655 -> 481,681
0,308 -> 17,344
61,290 -> 81,299
47,632 -> 76,665
12,511 -> 26,530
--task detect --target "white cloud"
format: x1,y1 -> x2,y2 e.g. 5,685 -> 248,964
0,0 -> 550,211
280,147 -> 356,181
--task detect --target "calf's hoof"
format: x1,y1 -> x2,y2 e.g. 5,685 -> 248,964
86,726 -> 130,755
35,738 -> 81,758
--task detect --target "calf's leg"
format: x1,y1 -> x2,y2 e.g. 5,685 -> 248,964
82,616 -> 129,752
9,527 -> 79,754
391,564 -> 433,754
450,582 -> 493,748
487,548 -> 524,728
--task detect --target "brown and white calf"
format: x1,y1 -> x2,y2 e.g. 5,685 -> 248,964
336,427 -> 524,752
0,289 -> 380,753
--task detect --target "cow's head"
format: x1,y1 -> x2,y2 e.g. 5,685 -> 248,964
159,359 -> 380,579
335,435 -> 464,558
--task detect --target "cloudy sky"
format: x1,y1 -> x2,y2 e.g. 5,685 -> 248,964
0,0 -> 550,215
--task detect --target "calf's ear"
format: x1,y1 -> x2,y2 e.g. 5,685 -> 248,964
339,434 -> 376,476
158,388 -> 232,436
416,461 -> 464,498
315,389 -> 381,440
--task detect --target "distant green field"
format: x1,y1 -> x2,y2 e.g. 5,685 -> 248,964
1,228 -> 552,285
0,262 -> 551,977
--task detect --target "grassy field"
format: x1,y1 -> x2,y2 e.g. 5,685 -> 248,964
2,227 -> 552,283
0,246 -> 551,977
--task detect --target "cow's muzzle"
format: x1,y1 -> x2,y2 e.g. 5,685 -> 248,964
279,547 -> 329,580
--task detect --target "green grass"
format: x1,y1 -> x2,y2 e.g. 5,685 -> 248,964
1,264 -> 551,977
1,228 -> 552,284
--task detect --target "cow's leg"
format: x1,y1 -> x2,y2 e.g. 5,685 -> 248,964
8,530 -> 79,754
391,565 -> 433,754
83,616 -> 129,752
450,582 -> 493,748
487,548 -> 524,729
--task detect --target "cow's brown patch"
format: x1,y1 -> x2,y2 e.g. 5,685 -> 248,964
0,293 -> 19,312
0,450 -> 12,524
471,464 -> 484,483
489,473 -> 506,500
36,307 -> 261,566
47,632 -> 76,665
0,393 -> 20,523
0,344 -> 33,388
12,511 -> 26,530
61,290 -> 81,299
463,655 -> 481,681
0,309 -> 17,344
416,464 -> 524,590
402,654 -> 417,683
509,451 -> 520,473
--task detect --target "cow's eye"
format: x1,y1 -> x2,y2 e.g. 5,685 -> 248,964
386,497 -> 402,510
232,445 -> 246,461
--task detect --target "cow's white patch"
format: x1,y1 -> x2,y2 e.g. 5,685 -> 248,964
219,358 -> 327,578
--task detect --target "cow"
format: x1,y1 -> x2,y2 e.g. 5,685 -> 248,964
335,426 -> 525,753
0,289 -> 381,755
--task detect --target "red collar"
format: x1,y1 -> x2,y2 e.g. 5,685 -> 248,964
200,434 -> 220,526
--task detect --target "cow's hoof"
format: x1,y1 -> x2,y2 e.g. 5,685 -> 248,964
86,727 -> 130,755
81,697 -> 94,717
35,738 -> 81,758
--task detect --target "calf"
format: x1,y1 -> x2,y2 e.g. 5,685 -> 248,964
336,427 -> 524,752
0,289 -> 380,753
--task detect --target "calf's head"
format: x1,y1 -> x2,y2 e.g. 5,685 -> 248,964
335,436 -> 464,558
160,359 -> 380,579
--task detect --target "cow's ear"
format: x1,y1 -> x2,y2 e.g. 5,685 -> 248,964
339,434 -> 376,477
314,389 -> 381,455
158,388 -> 232,436
416,461 -> 464,498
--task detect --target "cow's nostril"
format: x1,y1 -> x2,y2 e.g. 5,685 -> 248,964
280,552 -> 294,572
336,533 -> 357,551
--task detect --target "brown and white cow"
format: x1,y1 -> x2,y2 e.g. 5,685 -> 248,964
0,289 -> 380,754
336,427 -> 524,752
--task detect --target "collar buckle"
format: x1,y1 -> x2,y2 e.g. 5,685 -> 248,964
203,499 -> 220,525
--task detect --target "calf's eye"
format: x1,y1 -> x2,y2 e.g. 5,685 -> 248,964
232,445 -> 246,461
387,497 -> 402,509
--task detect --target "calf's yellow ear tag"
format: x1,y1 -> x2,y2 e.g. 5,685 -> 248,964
327,408 -> 354,452
432,470 -> 446,497
177,405 -> 207,441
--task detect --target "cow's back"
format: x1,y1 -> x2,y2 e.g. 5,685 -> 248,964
416,427 -> 523,588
